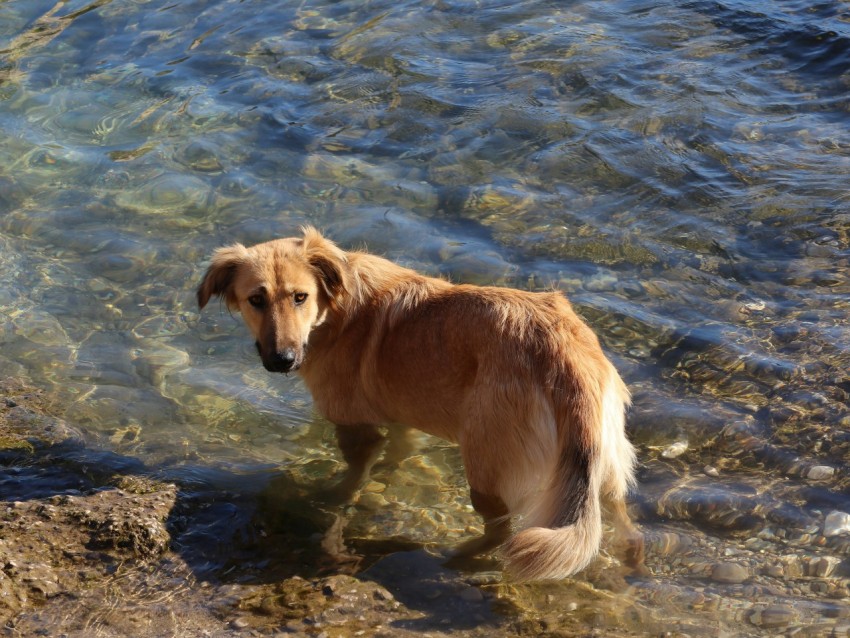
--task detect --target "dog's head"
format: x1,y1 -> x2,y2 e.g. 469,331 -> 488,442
197,226 -> 348,373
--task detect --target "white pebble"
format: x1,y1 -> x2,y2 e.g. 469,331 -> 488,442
661,441 -> 688,459
807,465 -> 835,480
823,511 -> 850,537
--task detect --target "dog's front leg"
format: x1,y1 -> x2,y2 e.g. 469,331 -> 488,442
323,423 -> 387,504
379,424 -> 417,469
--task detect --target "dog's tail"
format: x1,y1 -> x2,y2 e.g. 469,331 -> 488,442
501,367 -> 633,582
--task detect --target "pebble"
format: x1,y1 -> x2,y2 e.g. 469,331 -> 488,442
230,617 -> 249,630
741,300 -> 766,313
779,555 -> 803,579
661,441 -> 688,459
584,272 -> 618,292
823,511 -> 850,537
763,564 -> 784,578
749,605 -> 795,628
710,562 -> 749,584
807,465 -> 835,480
809,556 -> 840,577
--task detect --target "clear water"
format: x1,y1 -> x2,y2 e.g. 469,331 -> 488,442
1,0 -> 849,634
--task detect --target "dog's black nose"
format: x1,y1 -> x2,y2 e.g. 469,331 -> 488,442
278,348 -> 297,367
268,348 -> 298,372
263,347 -> 299,373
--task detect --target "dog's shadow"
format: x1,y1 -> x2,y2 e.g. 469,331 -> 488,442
250,469 -> 507,630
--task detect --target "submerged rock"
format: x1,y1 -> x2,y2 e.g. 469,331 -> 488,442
748,605 -> 796,629
823,511 -> 850,537
73,487 -> 176,556
710,562 -> 749,584
661,440 -> 688,459
806,465 -> 836,481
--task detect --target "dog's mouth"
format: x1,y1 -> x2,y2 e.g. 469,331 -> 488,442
263,359 -> 300,373
257,341 -> 303,373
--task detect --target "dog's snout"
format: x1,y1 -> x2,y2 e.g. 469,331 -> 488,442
264,347 -> 299,373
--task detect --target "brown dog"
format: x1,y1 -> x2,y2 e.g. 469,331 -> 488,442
197,227 -> 638,581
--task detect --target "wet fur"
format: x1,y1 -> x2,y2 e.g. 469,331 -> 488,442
197,227 -> 639,581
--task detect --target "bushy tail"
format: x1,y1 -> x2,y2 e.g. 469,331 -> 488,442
501,459 -> 603,582
502,502 -> 602,582
501,370 -> 631,582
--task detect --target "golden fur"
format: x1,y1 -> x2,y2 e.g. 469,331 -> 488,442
198,227 -> 639,581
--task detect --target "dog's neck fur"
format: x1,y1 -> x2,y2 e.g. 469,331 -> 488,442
337,251 -> 450,318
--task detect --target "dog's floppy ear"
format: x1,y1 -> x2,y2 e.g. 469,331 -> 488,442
197,244 -> 250,310
302,226 -> 348,303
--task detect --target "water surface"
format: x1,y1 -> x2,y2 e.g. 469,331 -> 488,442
1,0 -> 849,634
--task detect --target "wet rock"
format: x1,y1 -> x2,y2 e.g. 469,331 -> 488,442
176,140 -> 224,173
807,465 -> 835,480
73,486 -> 177,557
230,617 -> 250,630
132,343 -> 191,387
808,556 -> 841,578
823,511 -> 850,537
710,562 -> 749,584
748,605 -> 795,628
4,406 -> 85,447
115,173 -> 212,217
661,441 -> 688,459
778,555 -> 804,579
357,492 -> 389,509
10,309 -> 69,348
584,272 -> 618,292
763,564 -> 784,578
0,475 -> 177,631
237,574 -> 399,629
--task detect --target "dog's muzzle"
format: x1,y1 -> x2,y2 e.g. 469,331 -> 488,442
257,342 -> 301,373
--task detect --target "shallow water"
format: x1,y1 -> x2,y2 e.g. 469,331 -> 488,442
0,0 -> 849,634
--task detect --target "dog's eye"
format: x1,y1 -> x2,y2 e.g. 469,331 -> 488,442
248,294 -> 266,309
293,292 -> 308,305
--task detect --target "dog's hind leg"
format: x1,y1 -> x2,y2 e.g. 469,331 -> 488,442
450,489 -> 512,560
605,494 -> 646,575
